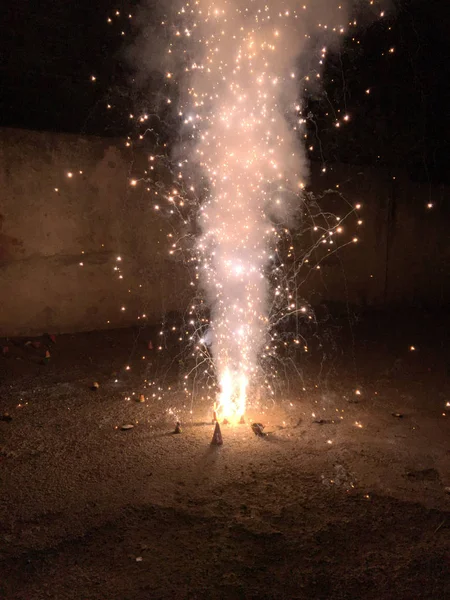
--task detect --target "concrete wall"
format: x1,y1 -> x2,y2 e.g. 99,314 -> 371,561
302,163 -> 450,309
0,128 -> 190,336
0,127 -> 449,336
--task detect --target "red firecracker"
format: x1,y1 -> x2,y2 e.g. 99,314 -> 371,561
211,422 -> 223,445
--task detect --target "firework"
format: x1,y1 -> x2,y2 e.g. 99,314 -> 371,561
167,1 -> 355,422
125,1 -> 385,423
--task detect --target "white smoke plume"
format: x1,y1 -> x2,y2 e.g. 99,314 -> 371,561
132,1 -> 366,421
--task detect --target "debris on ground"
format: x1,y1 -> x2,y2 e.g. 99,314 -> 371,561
138,394 -> 145,403
0,414 -> 13,423
91,382 -> 100,391
392,412 -> 404,418
345,394 -> 360,404
121,424 -> 134,431
321,464 -> 356,490
251,423 -> 265,437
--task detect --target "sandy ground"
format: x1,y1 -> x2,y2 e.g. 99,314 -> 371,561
0,311 -> 449,599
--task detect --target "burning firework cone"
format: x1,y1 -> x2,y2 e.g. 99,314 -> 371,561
212,410 -> 218,423
211,422 -> 223,445
239,415 -> 246,424
174,421 -> 182,434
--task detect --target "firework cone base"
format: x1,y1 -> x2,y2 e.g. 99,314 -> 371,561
211,422 -> 223,445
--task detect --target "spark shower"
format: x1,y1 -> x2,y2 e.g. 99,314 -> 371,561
135,0 -> 364,422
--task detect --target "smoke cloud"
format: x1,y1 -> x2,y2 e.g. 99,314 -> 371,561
131,1 -> 362,420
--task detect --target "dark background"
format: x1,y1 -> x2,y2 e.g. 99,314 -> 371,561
1,0 -> 449,182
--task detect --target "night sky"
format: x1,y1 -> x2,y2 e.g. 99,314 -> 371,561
1,0 -> 449,182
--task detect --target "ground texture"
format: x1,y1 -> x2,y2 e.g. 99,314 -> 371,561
0,311 -> 449,599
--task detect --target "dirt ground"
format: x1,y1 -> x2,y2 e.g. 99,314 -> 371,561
0,310 -> 449,599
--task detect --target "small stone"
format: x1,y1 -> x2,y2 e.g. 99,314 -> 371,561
91,382 -> 100,391
251,423 -> 265,437
392,413 -> 404,418
136,556 -> 143,562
